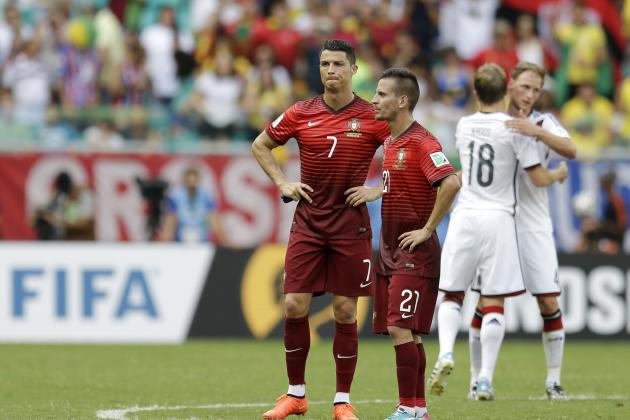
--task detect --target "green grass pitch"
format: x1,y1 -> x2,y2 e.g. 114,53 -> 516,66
0,339 -> 628,419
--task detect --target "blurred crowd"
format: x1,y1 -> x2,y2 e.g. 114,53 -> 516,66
0,0 -> 628,157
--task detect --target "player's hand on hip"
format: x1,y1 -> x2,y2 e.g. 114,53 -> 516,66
344,186 -> 382,207
505,109 -> 539,137
280,182 -> 313,203
398,227 -> 431,252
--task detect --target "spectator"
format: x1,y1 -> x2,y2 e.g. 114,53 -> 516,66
449,0 -> 499,60
469,19 -> 519,76
516,14 -> 545,69
139,6 -> 193,108
434,47 -> 471,109
575,171 -> 628,254
251,0 -> 303,72
2,39 -> 51,127
161,166 -> 223,244
554,2 -> 609,99
561,83 -> 614,158
183,41 -> 244,141
33,171 -> 94,240
614,75 -> 630,144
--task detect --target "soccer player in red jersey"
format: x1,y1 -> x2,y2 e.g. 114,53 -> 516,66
251,39 -> 390,420
358,68 -> 460,419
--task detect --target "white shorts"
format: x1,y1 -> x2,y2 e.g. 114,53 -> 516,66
517,230 -> 561,296
440,210 -> 525,297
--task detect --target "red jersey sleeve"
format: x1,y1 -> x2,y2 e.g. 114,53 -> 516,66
374,120 -> 390,145
418,136 -> 455,186
265,103 -> 300,145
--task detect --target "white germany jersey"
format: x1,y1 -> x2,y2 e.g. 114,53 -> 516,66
516,110 -> 570,232
454,112 -> 541,214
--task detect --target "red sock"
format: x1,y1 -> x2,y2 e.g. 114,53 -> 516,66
542,310 -> 563,332
333,322 -> 358,392
285,316 -> 310,385
415,342 -> 426,408
395,341 -> 419,407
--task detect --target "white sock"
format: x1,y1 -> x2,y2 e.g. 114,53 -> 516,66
398,405 -> 415,415
415,406 -> 428,417
543,329 -> 565,387
288,384 -> 305,397
437,300 -> 462,358
469,327 -> 481,385
479,312 -> 505,383
333,392 -> 350,404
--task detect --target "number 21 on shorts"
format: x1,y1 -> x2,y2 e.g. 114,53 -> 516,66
400,289 -> 419,318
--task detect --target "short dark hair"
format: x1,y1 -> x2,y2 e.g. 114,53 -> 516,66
320,39 -> 356,65
379,67 -> 420,111
474,63 -> 506,105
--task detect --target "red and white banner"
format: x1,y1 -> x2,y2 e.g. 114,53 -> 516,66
0,152 -> 303,246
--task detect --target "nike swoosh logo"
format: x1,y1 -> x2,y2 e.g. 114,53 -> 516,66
307,121 -> 320,127
336,354 -> 357,359
284,348 -> 303,353
402,314 -> 413,319
359,282 -> 372,288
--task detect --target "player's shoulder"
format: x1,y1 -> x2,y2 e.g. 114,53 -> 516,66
407,121 -> 437,141
292,96 -> 325,115
531,109 -> 565,129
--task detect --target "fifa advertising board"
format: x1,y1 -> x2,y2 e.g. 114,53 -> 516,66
0,243 -> 213,343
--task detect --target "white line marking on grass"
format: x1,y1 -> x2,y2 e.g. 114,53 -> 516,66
96,399 -> 395,419
527,394 -> 630,401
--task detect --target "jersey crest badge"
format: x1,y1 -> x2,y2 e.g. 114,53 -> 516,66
346,118 -> 362,138
395,148 -> 407,170
430,151 -> 449,167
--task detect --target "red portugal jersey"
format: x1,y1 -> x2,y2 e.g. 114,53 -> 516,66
266,95 -> 390,239
378,121 -> 455,277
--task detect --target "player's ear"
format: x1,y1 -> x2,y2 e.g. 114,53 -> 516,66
351,64 -> 358,75
399,95 -> 408,110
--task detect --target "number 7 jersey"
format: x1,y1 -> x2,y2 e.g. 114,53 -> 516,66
266,95 -> 390,238
454,112 -> 541,214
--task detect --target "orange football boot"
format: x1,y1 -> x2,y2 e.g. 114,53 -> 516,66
262,394 -> 308,419
332,402 -> 358,420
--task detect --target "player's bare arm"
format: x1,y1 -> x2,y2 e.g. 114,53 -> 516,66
526,161 -> 569,187
398,173 -> 460,252
344,182 -> 383,207
252,131 -> 313,203
505,109 -> 577,159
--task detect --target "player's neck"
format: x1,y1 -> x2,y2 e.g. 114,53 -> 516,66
479,99 -> 505,113
323,89 -> 355,111
389,114 -> 415,139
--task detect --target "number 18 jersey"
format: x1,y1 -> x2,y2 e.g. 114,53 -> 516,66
454,112 -> 541,214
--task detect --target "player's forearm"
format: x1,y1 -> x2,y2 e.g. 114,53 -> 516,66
251,137 -> 289,189
423,174 -> 460,232
535,128 -> 577,159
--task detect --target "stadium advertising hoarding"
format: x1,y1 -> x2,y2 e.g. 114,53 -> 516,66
0,243 -> 212,343
189,246 -> 630,340
0,153 -> 628,252
0,244 -> 627,342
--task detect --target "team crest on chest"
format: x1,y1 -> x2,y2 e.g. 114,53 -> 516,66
346,118 -> 362,138
394,148 -> 407,170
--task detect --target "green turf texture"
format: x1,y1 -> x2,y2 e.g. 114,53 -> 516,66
0,339 -> 628,419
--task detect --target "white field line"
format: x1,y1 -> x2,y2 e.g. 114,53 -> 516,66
96,399 -> 395,420
527,394 -> 630,401
96,395 -> 630,419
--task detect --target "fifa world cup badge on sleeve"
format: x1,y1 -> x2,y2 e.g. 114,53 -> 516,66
430,152 -> 449,167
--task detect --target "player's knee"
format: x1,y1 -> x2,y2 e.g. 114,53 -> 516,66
284,296 -> 309,318
332,300 -> 357,323
443,292 -> 464,306
537,296 -> 559,315
387,325 -> 412,342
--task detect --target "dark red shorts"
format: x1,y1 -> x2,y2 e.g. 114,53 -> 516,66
283,231 -> 373,297
372,273 -> 438,335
